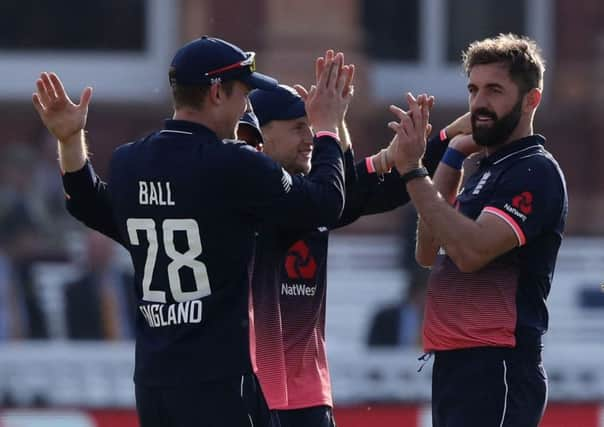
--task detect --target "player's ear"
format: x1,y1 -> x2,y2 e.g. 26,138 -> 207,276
524,88 -> 542,112
208,83 -> 222,106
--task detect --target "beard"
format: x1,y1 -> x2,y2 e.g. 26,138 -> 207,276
471,97 -> 523,147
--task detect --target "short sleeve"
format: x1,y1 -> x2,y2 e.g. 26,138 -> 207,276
482,157 -> 565,246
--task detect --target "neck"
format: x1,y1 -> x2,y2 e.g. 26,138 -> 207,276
485,121 -> 533,156
173,109 -> 223,138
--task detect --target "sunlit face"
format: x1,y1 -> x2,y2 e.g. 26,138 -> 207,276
468,63 -> 525,147
219,81 -> 251,140
262,117 -> 313,175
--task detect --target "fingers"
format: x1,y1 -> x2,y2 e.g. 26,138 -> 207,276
335,64 -> 350,95
315,56 -> 325,84
389,104 -> 408,121
41,72 -> 58,101
49,72 -> 68,102
387,121 -> 401,132
316,50 -> 334,87
426,123 -> 433,137
294,84 -> 309,101
36,79 -> 51,108
325,52 -> 343,89
343,64 -> 355,97
32,93 -> 45,116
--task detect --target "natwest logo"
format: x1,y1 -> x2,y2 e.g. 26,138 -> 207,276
512,191 -> 533,215
284,240 -> 317,279
281,283 -> 317,297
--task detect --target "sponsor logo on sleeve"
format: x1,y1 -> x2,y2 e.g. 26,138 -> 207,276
503,191 -> 533,222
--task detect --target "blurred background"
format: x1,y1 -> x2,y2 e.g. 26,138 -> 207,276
0,0 -> 603,426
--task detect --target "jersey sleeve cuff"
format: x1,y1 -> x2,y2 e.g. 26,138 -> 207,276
315,131 -> 340,142
365,157 -> 376,174
482,206 -> 527,246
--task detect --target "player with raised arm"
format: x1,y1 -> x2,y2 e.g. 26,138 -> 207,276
390,34 -> 568,427
237,51 -> 451,427
33,37 -> 352,427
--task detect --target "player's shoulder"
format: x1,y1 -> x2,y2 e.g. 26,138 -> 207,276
505,145 -> 563,178
225,139 -> 279,169
112,132 -> 155,157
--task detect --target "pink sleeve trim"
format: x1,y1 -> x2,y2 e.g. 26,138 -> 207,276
365,157 -> 376,174
439,128 -> 448,142
315,131 -> 340,141
482,206 -> 526,246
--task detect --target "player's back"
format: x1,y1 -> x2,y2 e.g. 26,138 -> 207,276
109,120 -> 259,385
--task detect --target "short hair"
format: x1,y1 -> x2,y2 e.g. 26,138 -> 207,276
462,33 -> 545,93
169,68 -> 236,110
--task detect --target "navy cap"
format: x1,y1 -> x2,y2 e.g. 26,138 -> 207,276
169,36 -> 278,90
238,111 -> 263,143
249,84 -> 306,127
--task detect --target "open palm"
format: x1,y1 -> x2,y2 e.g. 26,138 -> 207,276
32,72 -> 92,142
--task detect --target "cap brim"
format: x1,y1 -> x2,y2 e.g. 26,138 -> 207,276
242,72 -> 279,90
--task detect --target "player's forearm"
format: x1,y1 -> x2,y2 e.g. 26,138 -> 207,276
415,218 -> 437,267
406,177 -> 487,272
415,162 -> 463,265
58,130 -> 88,172
338,120 -> 352,152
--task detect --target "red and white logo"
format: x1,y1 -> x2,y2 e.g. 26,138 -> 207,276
284,240 -> 317,280
512,191 -> 533,215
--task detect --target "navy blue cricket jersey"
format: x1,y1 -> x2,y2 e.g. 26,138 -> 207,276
424,135 -> 568,352
62,119 -> 345,386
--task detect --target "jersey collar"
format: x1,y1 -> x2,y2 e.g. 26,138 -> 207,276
481,134 -> 545,167
162,119 -> 217,137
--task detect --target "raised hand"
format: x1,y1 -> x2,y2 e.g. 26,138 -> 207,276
445,111 -> 472,139
32,72 -> 92,142
388,92 -> 435,174
294,52 -> 353,135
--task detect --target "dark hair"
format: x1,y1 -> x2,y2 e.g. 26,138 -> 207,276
462,33 -> 545,94
169,68 -> 236,110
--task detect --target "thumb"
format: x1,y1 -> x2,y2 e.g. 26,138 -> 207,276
78,87 -> 93,110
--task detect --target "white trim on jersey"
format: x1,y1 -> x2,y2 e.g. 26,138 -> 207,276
159,129 -> 194,135
493,145 -> 541,165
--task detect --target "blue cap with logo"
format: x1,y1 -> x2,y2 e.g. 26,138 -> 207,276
169,36 -> 278,90
249,84 -> 306,127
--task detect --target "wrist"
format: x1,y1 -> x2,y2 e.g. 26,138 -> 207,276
369,149 -> 392,175
315,130 -> 340,144
440,147 -> 467,170
396,161 -> 422,176
313,125 -> 339,137
57,130 -> 88,173
58,129 -> 85,146
399,166 -> 429,185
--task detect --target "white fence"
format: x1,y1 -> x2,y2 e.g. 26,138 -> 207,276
0,235 -> 603,407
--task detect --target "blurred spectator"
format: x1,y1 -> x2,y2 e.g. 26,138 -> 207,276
367,205 -> 428,348
367,268 -> 428,348
0,251 -> 22,339
64,230 -> 136,340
